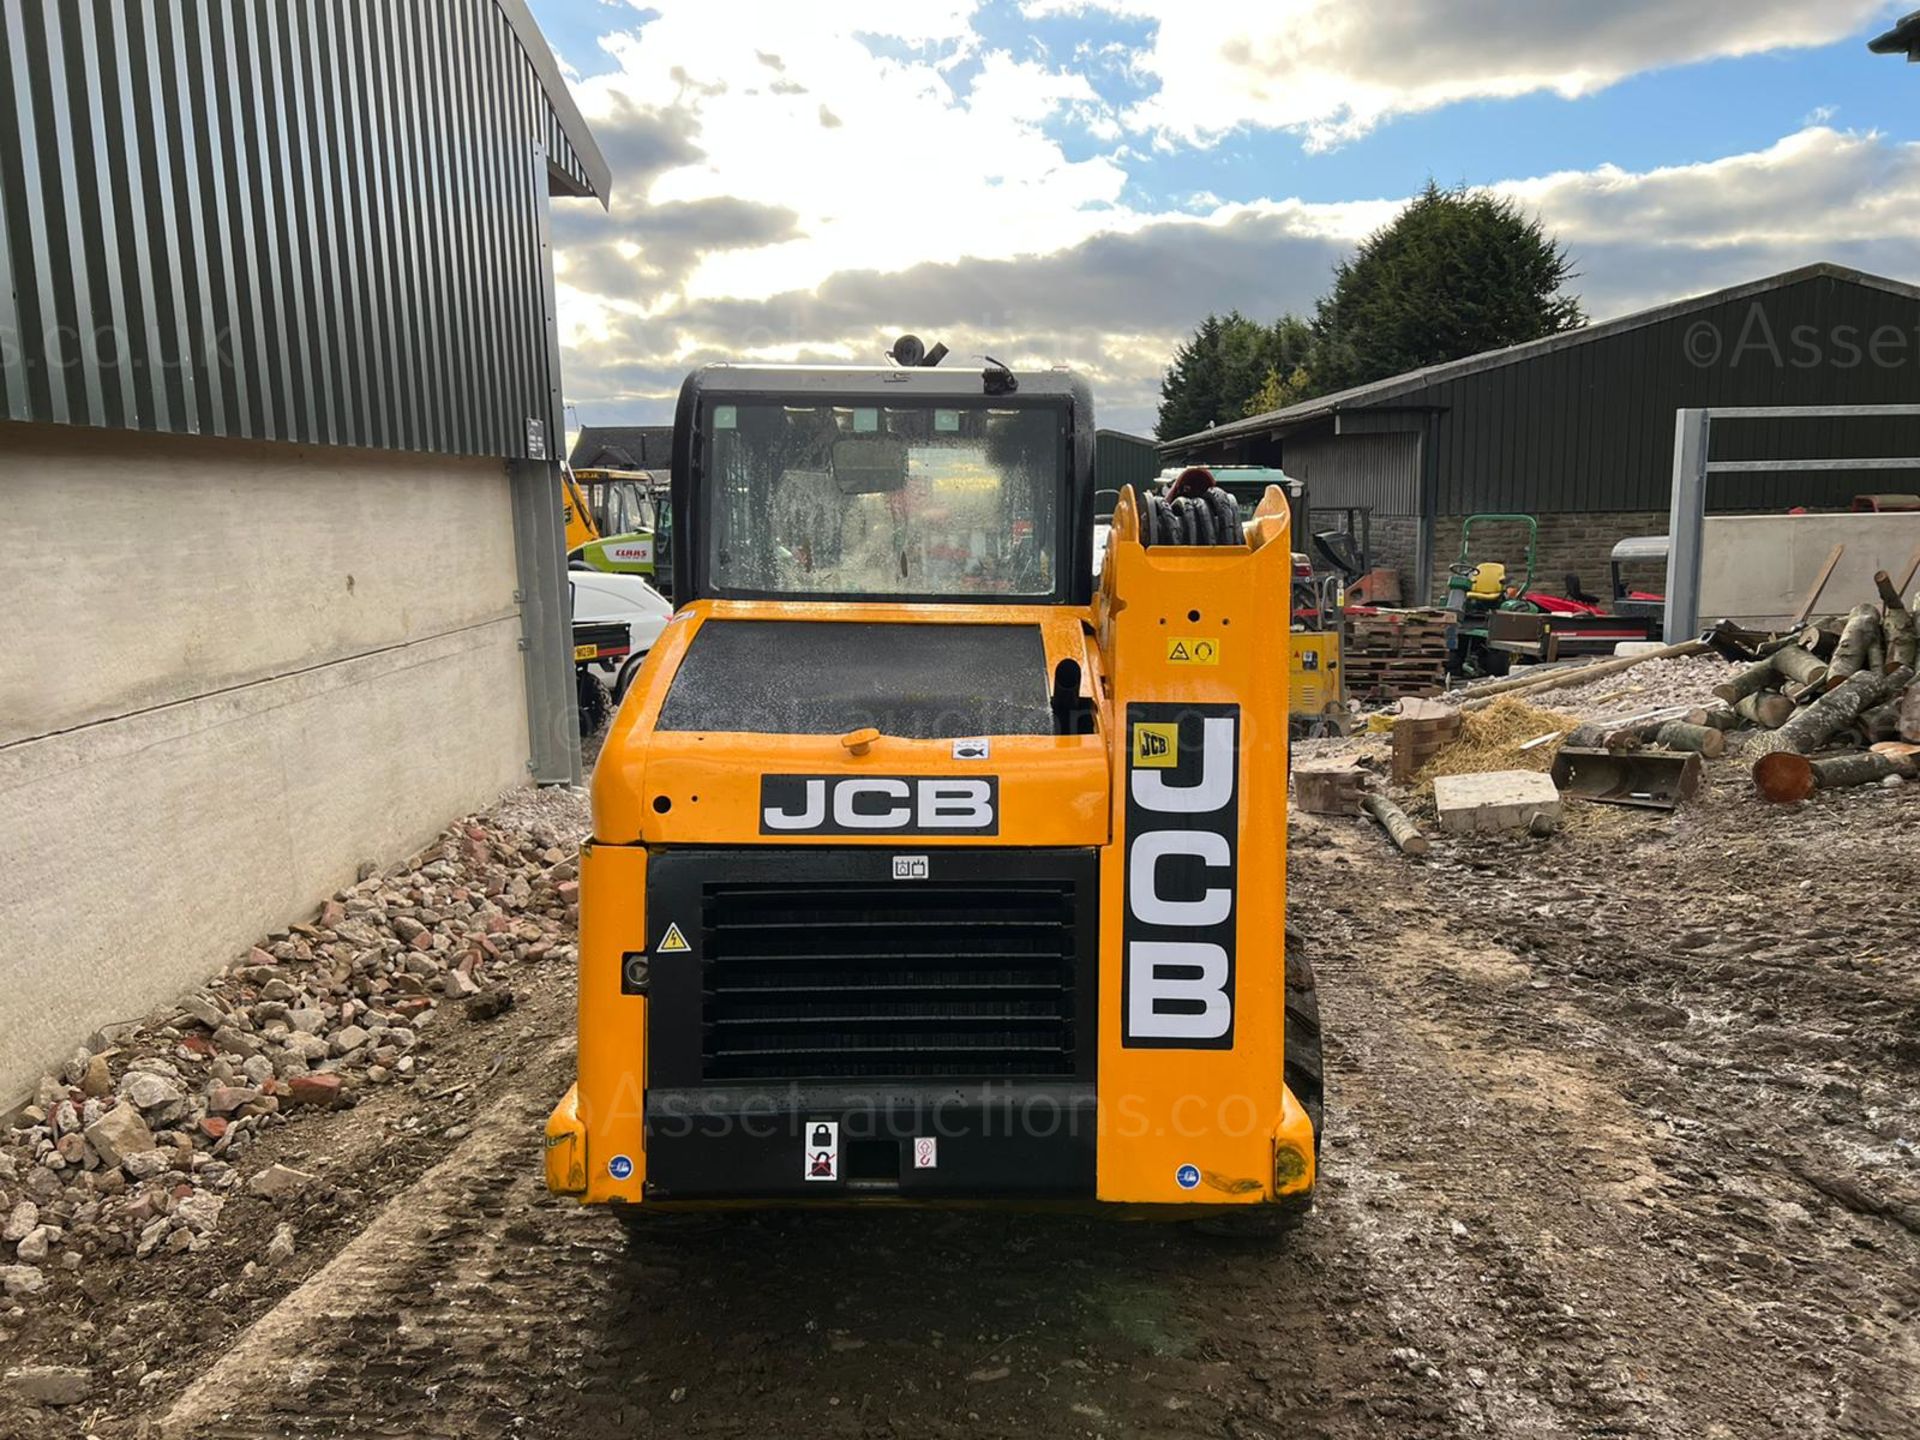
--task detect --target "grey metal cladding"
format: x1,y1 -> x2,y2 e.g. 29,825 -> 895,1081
0,0 -> 601,459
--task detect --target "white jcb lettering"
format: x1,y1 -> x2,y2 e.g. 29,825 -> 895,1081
1130,716 -> 1236,813
1127,941 -> 1233,1040
1129,830 -> 1232,926
762,779 -> 826,831
833,778 -> 912,829
760,775 -> 999,833
916,778 -> 993,829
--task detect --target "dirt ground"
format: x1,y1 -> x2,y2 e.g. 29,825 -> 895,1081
4,706 -> 1918,1439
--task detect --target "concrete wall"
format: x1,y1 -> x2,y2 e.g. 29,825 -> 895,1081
1696,513 -> 1920,627
0,422 -> 530,1101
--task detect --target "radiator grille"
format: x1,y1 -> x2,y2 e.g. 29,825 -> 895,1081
700,881 -> 1080,1081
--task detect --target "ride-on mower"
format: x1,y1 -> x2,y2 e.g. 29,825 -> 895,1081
1444,514 -> 1657,677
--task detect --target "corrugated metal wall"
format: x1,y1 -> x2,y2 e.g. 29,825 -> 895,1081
1283,430 -> 1421,515
1417,274 -> 1920,516
0,0 -> 580,460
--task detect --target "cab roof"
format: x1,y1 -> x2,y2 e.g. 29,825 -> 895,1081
679,363 -> 1090,406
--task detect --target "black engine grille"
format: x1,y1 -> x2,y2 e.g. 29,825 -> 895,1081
698,875 -> 1086,1082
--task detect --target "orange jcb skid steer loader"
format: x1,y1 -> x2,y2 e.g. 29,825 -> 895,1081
545,361 -> 1321,1225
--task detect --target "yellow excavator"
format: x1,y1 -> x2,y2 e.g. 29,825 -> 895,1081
545,359 -> 1319,1226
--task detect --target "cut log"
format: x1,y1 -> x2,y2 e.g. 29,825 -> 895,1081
1876,571 -> 1918,670
1653,721 -> 1726,757
1565,720 -> 1658,751
1861,700 -> 1902,742
1903,684 -> 1920,744
1754,665 -> 1914,759
1457,640 -> 1712,710
1362,792 -> 1430,856
1770,645 -> 1829,689
1713,657 -> 1778,704
1831,604 -> 1881,681
1734,691 -> 1795,729
1686,705 -> 1742,731
1755,749 -> 1920,803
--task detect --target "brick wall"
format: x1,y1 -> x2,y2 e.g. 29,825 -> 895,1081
1425,511 -> 1670,606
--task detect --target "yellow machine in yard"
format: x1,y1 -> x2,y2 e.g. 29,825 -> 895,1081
545,362 -> 1320,1225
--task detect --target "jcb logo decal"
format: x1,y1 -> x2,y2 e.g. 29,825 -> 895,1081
1122,704 -> 1238,1049
1132,723 -> 1178,769
760,775 -> 998,835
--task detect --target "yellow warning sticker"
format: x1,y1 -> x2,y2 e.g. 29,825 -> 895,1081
573,643 -> 598,662
1166,636 -> 1221,665
658,923 -> 691,953
1132,722 -> 1179,769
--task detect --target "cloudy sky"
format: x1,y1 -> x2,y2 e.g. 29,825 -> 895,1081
527,0 -> 1920,436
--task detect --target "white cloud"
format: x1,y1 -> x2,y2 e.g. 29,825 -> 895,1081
560,0 -> 1128,309
1029,0 -> 1890,148
556,121 -> 1920,433
1499,128 -> 1920,315
545,3 -> 1920,434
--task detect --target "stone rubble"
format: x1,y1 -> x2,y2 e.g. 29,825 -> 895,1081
4,1363 -> 92,1407
0,800 -> 584,1308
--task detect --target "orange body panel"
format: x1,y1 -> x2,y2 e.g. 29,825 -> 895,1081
552,487 -> 1314,1213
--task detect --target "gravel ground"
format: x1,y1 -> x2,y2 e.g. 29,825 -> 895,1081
2,699 -> 1915,1439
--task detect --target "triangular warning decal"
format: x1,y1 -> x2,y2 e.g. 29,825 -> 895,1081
658,922 -> 691,953
1168,641 -> 1191,661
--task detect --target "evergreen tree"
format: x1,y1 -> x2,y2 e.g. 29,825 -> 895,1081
1156,312 -> 1314,438
1309,181 -> 1584,396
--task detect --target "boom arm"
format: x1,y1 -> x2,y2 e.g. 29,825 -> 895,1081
562,467 -> 601,553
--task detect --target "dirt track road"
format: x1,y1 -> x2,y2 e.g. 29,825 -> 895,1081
136,783 -> 1920,1440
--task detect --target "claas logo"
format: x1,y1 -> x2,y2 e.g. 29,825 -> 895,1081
1133,723 -> 1178,769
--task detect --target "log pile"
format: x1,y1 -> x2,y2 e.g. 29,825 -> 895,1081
1533,587 -> 1920,806
1715,575 -> 1920,803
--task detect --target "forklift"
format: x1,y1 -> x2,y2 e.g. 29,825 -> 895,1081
545,357 -> 1322,1226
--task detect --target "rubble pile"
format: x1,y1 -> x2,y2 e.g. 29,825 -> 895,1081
0,797 -> 585,1306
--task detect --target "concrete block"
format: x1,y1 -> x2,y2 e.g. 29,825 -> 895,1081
1433,770 -> 1563,835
